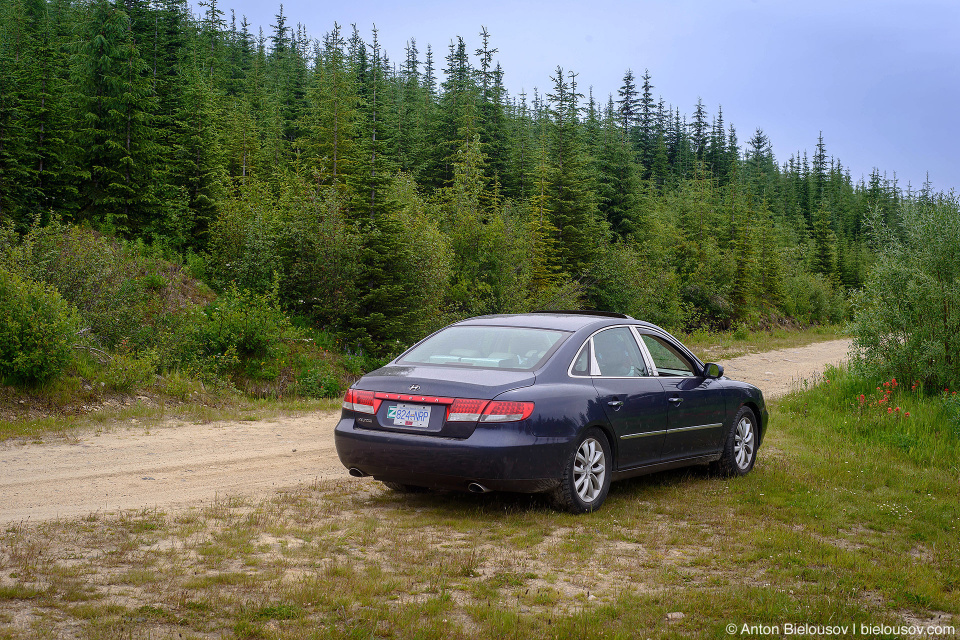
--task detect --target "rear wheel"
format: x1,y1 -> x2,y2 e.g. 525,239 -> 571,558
550,428 -> 611,513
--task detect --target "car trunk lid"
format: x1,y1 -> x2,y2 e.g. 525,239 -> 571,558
346,365 -> 535,438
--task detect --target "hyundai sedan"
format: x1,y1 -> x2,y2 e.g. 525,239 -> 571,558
335,311 -> 768,513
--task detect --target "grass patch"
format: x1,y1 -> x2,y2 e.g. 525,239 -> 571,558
681,324 -> 844,362
0,366 -> 957,638
0,394 -> 341,442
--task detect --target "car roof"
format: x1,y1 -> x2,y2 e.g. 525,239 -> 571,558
454,312 -> 662,333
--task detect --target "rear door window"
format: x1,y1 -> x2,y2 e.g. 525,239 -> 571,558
592,327 -> 649,377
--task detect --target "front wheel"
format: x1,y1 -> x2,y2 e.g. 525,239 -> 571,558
550,428 -> 611,513
714,406 -> 758,476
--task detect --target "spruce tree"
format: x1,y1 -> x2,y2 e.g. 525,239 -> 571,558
74,0 -> 159,237
546,68 -> 602,273
595,97 -> 641,241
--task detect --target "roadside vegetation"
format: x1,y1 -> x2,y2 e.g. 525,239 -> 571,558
0,217 -> 847,440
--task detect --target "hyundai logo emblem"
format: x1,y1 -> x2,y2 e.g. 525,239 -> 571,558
409,384 -> 420,391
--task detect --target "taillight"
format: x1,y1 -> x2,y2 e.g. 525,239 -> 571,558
480,401 -> 535,423
342,389 -> 381,414
446,398 -> 489,422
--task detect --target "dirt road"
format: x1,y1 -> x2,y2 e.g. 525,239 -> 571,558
0,339 -> 851,524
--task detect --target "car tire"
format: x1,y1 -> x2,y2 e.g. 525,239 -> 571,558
381,481 -> 428,493
550,428 -> 611,513
714,406 -> 758,476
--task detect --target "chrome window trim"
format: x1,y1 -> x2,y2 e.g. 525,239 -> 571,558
566,324 -> 654,379
568,341 -> 592,377
630,326 -> 658,377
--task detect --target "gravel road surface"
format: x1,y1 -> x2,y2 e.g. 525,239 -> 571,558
0,339 -> 851,524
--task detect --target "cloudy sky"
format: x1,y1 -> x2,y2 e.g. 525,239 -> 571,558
197,0 -> 960,192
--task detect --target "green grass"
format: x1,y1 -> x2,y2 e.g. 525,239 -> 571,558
0,395 -> 342,442
680,324 -> 845,362
1,365 -> 957,638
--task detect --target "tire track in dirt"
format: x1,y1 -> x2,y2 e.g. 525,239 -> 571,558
0,339 -> 851,523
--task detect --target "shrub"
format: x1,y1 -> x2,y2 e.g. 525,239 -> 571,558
10,221 -> 208,351
197,281 -> 298,363
590,242 -> 687,331
97,350 -> 158,392
780,271 -> 847,325
295,363 -> 342,398
850,194 -> 960,390
0,268 -> 79,385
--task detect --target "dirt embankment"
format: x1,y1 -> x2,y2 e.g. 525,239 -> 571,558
0,339 -> 851,524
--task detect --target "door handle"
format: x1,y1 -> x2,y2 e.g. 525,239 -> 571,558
607,400 -> 624,410
668,397 -> 683,404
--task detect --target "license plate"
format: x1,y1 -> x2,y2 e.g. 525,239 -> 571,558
386,404 -> 431,428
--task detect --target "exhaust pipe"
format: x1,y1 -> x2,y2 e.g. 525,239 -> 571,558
348,467 -> 369,478
467,482 -> 491,494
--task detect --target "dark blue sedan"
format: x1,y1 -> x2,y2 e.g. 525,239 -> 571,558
335,312 -> 768,512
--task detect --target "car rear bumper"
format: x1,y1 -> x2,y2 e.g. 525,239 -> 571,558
334,416 -> 569,493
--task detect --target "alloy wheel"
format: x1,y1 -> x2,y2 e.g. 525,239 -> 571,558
734,415 -> 755,470
573,437 -> 606,503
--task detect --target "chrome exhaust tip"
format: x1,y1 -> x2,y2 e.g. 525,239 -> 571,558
467,482 -> 491,494
348,467 -> 368,478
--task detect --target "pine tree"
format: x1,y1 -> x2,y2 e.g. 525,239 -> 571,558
299,23 -> 357,188
689,98 -> 709,161
348,27 -> 396,220
729,200 -> 757,313
616,69 -> 638,148
756,201 -> 785,309
546,68 -> 601,273
14,0 -> 75,224
811,203 -> 838,282
175,54 -> 227,247
811,131 -> 828,210
638,69 -> 655,171
595,97 -> 641,240
0,0 -> 34,226
425,36 -> 478,191
74,0 -> 160,236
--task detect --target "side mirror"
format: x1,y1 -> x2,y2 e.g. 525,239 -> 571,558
704,362 -> 724,378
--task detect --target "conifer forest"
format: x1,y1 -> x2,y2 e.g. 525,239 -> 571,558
0,0 -> 950,362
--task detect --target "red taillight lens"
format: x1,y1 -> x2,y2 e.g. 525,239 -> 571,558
342,389 -> 380,414
446,398 -> 489,422
480,401 -> 535,423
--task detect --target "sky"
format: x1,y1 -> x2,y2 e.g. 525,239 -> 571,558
195,0 -> 960,192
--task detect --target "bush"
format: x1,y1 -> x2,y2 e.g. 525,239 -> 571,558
196,281 -> 298,364
850,194 -> 960,390
97,350 -> 158,392
9,221 -> 208,351
590,242 -> 687,331
780,271 -> 847,325
0,267 -> 79,385
295,362 -> 342,398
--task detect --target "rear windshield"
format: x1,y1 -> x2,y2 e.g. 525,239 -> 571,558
399,326 -> 568,370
